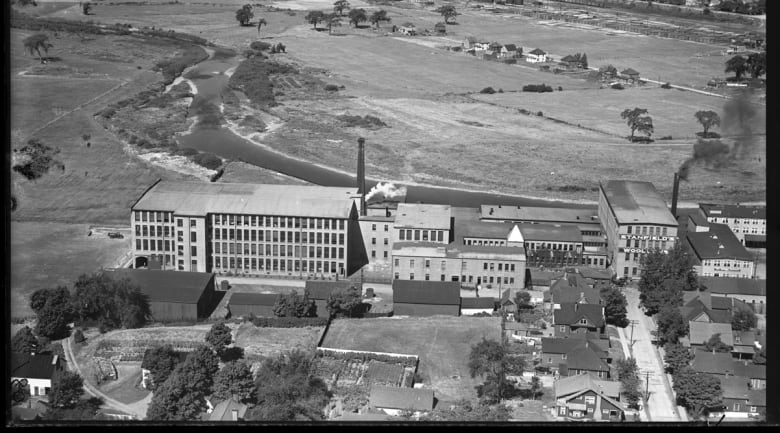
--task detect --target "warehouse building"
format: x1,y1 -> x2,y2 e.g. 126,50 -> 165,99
685,223 -> 755,278
106,269 -> 217,322
699,204 -> 766,247
598,180 -> 678,280
227,293 -> 278,318
131,181 -> 368,278
392,280 -> 461,316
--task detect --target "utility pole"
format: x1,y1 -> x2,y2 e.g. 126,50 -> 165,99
645,370 -> 650,402
629,319 -> 639,348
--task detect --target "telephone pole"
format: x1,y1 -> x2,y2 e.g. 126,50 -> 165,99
629,319 -> 639,349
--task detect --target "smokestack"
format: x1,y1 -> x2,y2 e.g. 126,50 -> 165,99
357,138 -> 366,216
671,172 -> 680,219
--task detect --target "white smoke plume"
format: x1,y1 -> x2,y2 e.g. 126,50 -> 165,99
365,182 -> 407,202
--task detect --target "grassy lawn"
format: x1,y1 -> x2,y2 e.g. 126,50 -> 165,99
233,322 -> 323,361
321,316 -> 502,401
97,363 -> 150,405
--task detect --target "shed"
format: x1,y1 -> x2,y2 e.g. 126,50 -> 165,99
392,280 -> 460,316
228,293 -> 279,318
106,269 -> 216,322
369,385 -> 435,415
461,296 -> 497,315
305,280 -> 361,317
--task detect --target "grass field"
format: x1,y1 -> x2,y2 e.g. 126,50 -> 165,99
321,316 -> 502,401
233,321 -> 323,361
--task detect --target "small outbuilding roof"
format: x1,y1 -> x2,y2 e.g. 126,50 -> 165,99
699,277 -> 766,297
461,297 -> 497,309
392,280 -> 461,305
688,321 -> 734,347
621,68 -> 640,76
208,399 -> 248,421
504,44 -> 517,51
691,350 -> 735,375
369,385 -> 434,411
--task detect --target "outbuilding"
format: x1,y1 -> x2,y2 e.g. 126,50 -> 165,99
369,385 -> 435,416
11,353 -> 64,397
392,280 -> 461,316
228,292 -> 279,318
460,296 -> 497,315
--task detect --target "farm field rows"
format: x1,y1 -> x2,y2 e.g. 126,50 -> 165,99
321,316 -> 502,401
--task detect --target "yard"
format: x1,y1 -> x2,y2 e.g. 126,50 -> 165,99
232,321 -> 323,361
321,316 -> 502,401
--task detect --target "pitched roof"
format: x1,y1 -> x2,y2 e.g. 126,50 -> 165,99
541,337 -> 608,358
228,292 -> 278,307
599,180 -> 677,226
465,36 -> 478,43
553,303 -> 604,327
369,385 -> 434,411
560,54 -> 578,62
304,280 -> 359,300
209,399 -> 248,421
11,353 -> 59,380
732,330 -> 755,347
392,280 -> 461,305
733,362 -> 765,379
550,283 -> 602,305
748,389 -> 766,406
105,269 -> 213,304
132,181 -> 359,219
699,204 -> 766,220
685,223 -> 753,261
691,350 -> 736,375
699,277 -> 765,296
554,373 -> 620,400
573,267 -> 612,280
688,321 -> 734,346
504,44 -> 517,51
461,297 -> 497,309
719,376 -> 750,400
529,48 -> 546,55
621,68 -> 640,76
566,346 -> 611,372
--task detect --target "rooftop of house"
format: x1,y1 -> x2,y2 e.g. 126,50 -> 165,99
688,321 -> 734,347
685,223 -> 753,261
691,350 -> 736,375
229,292 -> 279,307
560,54 -> 578,62
479,205 -> 599,225
504,44 -> 517,51
733,361 -> 766,379
208,399 -> 248,421
565,346 -> 611,372
550,282 -> 602,305
541,337 -> 608,358
395,203 -> 451,230
719,376 -> 750,400
11,352 -> 61,380
461,296 -> 497,309
553,303 -> 604,327
621,68 -> 640,76
599,180 -> 677,226
105,269 -> 213,304
392,280 -> 461,305
699,203 -> 766,220
369,385 -> 435,411
748,389 -> 767,407
699,277 -> 766,296
571,267 -> 613,281
554,373 -> 621,400
304,280 -> 360,300
529,48 -> 546,55
132,181 -> 359,218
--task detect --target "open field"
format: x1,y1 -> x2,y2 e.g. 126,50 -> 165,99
233,322 -> 323,361
10,221 -> 131,318
321,316 -> 502,401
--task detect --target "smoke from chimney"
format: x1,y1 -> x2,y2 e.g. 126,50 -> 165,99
357,138 -> 366,216
365,182 -> 407,202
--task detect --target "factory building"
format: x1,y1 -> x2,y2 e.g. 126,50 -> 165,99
131,181 -> 368,278
685,222 -> 755,279
598,180 -> 678,280
699,204 -> 766,247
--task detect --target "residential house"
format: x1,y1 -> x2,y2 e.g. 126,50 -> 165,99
369,385 -> 435,416
699,277 -> 766,314
690,350 -> 737,376
11,353 -> 64,397
552,303 -> 605,337
460,296 -> 497,315
686,321 -> 734,350
553,373 -> 625,421
398,23 -> 416,36
547,277 -> 603,312
746,390 -> 767,417
204,399 -> 248,421
733,361 -> 766,390
717,376 -> 754,418
559,54 -> 582,69
526,48 -> 548,63
392,280 -> 461,316
462,36 -> 479,50
500,288 -> 518,315
500,44 -> 519,58
679,291 -> 734,324
540,337 -> 611,378
488,42 -> 503,55
732,330 -> 758,360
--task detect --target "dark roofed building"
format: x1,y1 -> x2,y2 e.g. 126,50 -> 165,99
540,337 -> 610,376
699,204 -> 765,246
460,296 -> 497,315
392,280 -> 461,316
552,303 -> 605,337
369,385 -> 435,415
699,277 -> 766,312
11,353 -> 65,397
207,399 -> 248,421
620,68 -> 640,81
685,223 -> 755,278
106,269 -> 217,322
691,350 -> 736,376
554,373 -> 624,421
733,362 -> 766,390
687,321 -> 733,347
228,293 -> 279,318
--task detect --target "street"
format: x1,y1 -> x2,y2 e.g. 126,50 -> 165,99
617,287 -> 684,422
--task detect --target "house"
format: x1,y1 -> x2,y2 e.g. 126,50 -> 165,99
552,303 -> 605,337
500,289 -> 518,315
733,362 -> 766,390
718,376 -> 753,418
699,277 -> 766,314
228,292 -> 279,318
462,36 -> 478,50
482,51 -> 499,61
11,353 -> 64,397
488,42 -> 503,54
500,44 -> 518,58
434,22 -> 446,35
105,269 -> 217,322
548,277 -> 603,312
731,330 -> 757,360
398,23 -> 416,36
368,385 -> 435,416
392,280 -> 461,316
206,399 -> 248,421
553,373 -> 625,421
305,280 -> 361,317
686,321 -> 734,349
690,350 -> 737,376
529,270 -> 565,290
474,40 -> 492,52
559,54 -> 581,69
540,337 -> 611,378
526,48 -> 548,63
619,68 -> 640,82
746,390 -> 767,417
460,296 -> 497,315
679,291 -> 733,324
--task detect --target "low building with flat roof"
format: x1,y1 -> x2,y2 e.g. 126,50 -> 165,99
598,180 -> 678,280
685,223 -> 755,278
699,204 -> 765,245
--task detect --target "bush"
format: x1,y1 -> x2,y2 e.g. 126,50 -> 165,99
324,84 -> 339,92
498,88 -> 504,93
703,7 -> 710,15
337,114 -> 387,129
611,83 -> 625,90
250,316 -> 328,328
250,41 -> 272,52
98,107 -> 116,119
661,82 -> 672,89
522,84 -> 553,92
228,57 -> 296,107
558,86 -> 563,91
480,87 -> 496,94
174,147 -> 199,157
73,329 -> 86,344
190,152 -> 222,170
537,111 -> 543,116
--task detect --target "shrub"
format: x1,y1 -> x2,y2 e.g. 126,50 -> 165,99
703,7 -> 710,15
337,114 -> 387,129
228,57 -> 296,107
191,153 -> 222,170
175,147 -> 199,157
522,84 -> 553,92
480,87 -> 496,94
661,82 -> 672,89
324,84 -> 340,92
250,41 -> 272,52
557,86 -> 563,91
73,329 -> 86,344
537,111 -> 543,116
250,316 -> 329,328
98,107 -> 116,119
498,88 -> 504,93
611,83 -> 625,90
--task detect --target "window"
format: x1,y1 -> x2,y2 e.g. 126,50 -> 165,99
438,231 -> 444,242
425,273 -> 430,281
414,230 -> 420,241
559,325 -> 566,333
372,237 -> 376,245
191,232 -> 197,242
410,273 -> 414,280
580,318 -> 587,325
662,227 -> 668,236
371,250 -> 376,258
625,239 -> 630,247
632,267 -> 638,276
384,224 -> 389,232
561,354 -> 567,360
383,238 -> 388,245
624,267 -> 629,275
136,239 -> 141,250
559,407 -> 567,416
372,224 -> 376,231
394,258 -> 399,267
627,226 -> 632,234
750,406 -> 757,413
394,272 -> 399,279
734,403 -> 740,412
625,252 -> 630,261
584,396 -> 595,405
399,230 -> 405,241
410,259 -> 415,267
383,251 -> 388,258
422,230 -> 428,241
425,259 -> 430,268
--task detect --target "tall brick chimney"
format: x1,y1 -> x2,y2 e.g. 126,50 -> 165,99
671,172 -> 680,218
357,137 -> 366,216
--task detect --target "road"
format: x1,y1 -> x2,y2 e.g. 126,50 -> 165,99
617,287 -> 684,422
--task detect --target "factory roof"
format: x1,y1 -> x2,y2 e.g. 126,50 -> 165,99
599,180 -> 677,226
460,221 -> 514,239
685,223 -> 753,261
698,277 -> 766,296
480,205 -> 600,225
519,224 -> 583,243
395,203 -> 451,230
445,244 -> 527,260
106,269 -> 213,304
132,181 -> 359,218
699,203 -> 766,220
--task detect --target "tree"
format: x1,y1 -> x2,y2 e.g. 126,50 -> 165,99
694,110 -> 720,136
49,371 -> 85,409
326,285 -> 362,318
12,326 -> 39,354
663,343 -> 692,375
72,328 -> 86,344
513,291 -> 532,309
601,285 -> 629,327
725,55 -> 748,81
436,5 -> 459,24
369,10 -> 390,28
731,306 -> 757,331
348,8 -> 367,27
753,346 -> 766,365
42,396 -> 103,420
13,138 -> 64,180
434,22 -> 446,35
421,399 -> 511,421
205,321 -> 233,357
273,290 -> 316,318
257,17 -> 267,33
746,52 -> 766,79
580,53 -> 588,69
141,345 -> 181,390
672,367 -> 722,417
82,2 -> 91,15
146,345 -> 220,420
247,349 -> 331,421
655,306 -> 687,346
468,338 -> 524,403
15,0 -> 39,6
181,345 -> 220,394
333,0 -> 350,16
638,243 -> 697,315
212,360 -> 255,404
71,273 -> 150,331
305,10 -> 326,29
615,358 -> 642,408
620,107 -> 653,140
703,333 -> 731,353
236,4 -> 254,26
23,33 -> 53,64
325,13 -> 342,34
31,286 -> 73,339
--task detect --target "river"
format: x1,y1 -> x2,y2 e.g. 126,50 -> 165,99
176,50 -> 596,210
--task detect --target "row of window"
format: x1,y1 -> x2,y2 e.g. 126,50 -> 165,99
370,237 -> 389,245
465,239 -> 507,247
398,229 -> 445,242
527,242 -> 580,251
212,214 -> 346,231
702,260 -> 752,268
393,258 -> 517,272
371,250 -> 389,258
213,243 -> 344,259
626,225 -> 669,236
710,217 -> 764,225
393,273 -> 516,285
625,238 -> 668,250
214,257 -> 343,273
214,229 -> 345,245
734,227 -> 765,234
371,223 -> 389,232
623,267 -> 639,276
134,211 -> 174,223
